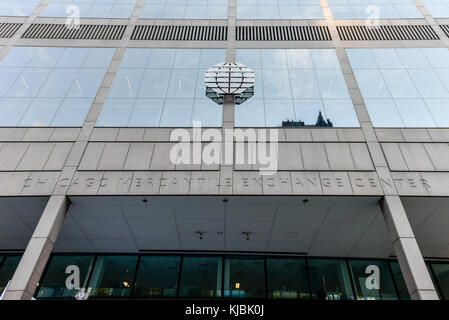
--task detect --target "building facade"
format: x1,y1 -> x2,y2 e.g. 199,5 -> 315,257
0,0 -> 449,300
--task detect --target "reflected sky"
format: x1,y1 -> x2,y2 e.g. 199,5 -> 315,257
97,48 -> 225,127
235,49 -> 359,127
347,48 -> 449,128
0,46 -> 114,126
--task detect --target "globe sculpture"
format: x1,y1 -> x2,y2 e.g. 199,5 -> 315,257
205,62 -> 255,105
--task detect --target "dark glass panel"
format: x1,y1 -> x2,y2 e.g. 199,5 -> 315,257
36,255 -> 95,298
349,260 -> 398,300
308,258 -> 354,300
266,257 -> 310,299
0,255 -> 21,294
133,256 -> 180,298
88,255 -> 138,298
224,256 -> 265,298
430,262 -> 449,300
389,262 -> 410,300
179,256 -> 222,298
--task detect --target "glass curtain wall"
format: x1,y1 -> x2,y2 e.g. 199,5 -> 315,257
32,254 -> 436,300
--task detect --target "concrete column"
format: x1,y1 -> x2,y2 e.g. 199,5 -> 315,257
3,195 -> 70,300
380,196 -> 439,300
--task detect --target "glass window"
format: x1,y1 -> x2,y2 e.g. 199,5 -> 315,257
267,258 -> 310,299
237,0 -> 323,19
40,0 -> 135,18
308,258 -> 354,300
0,0 -> 40,16
88,255 -> 138,298
235,48 -> 359,127
347,48 -> 449,127
0,255 -> 21,294
133,256 -> 180,298
224,256 -> 265,298
97,48 -> 225,127
179,256 -> 222,298
328,0 -> 422,19
141,0 -> 228,19
422,0 -> 449,18
429,262 -> 449,300
389,261 -> 410,300
348,259 -> 398,300
36,255 -> 95,299
0,46 -> 114,127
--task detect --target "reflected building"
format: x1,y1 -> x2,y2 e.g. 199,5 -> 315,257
1,0 -> 449,301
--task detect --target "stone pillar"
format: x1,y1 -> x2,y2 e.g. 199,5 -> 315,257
3,195 -> 70,300
380,195 -> 439,300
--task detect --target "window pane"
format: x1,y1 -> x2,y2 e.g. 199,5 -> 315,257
224,256 -> 265,298
267,258 -> 310,299
389,261 -> 410,300
236,48 -> 358,127
179,256 -> 222,298
128,99 -> 164,126
349,260 -> 398,300
394,99 -> 437,127
133,256 -> 181,298
430,263 -> 449,300
308,258 -> 354,300
97,48 -> 225,127
88,255 -> 138,298
0,98 -> 32,126
51,98 -> 93,126
0,255 -> 21,293
97,98 -> 135,126
348,48 -> 449,128
18,98 -> 62,126
36,255 -> 95,299
6,69 -> 50,98
0,46 -> 113,127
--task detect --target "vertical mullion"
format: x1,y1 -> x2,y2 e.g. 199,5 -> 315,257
85,254 -> 98,295
264,257 -> 268,299
428,263 -> 444,300
346,258 -> 357,300
176,255 -> 184,298
387,261 -> 402,300
129,255 -> 142,298
304,257 -> 313,300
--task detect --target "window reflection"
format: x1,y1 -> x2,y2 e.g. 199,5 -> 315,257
40,0 -> 135,19
179,256 -> 222,298
33,254 -> 449,300
97,48 -> 225,127
141,0 -> 228,19
422,0 -> 449,18
88,255 -> 138,298
133,256 -> 180,298
235,49 -> 359,127
0,0 -> 40,16
237,0 -> 323,19
349,260 -> 398,300
224,256 -> 265,298
308,258 -> 354,300
328,0 -> 422,19
0,47 -> 114,127
36,255 -> 95,299
0,255 -> 21,294
348,48 -> 449,127
266,258 -> 309,299
429,263 -> 449,300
